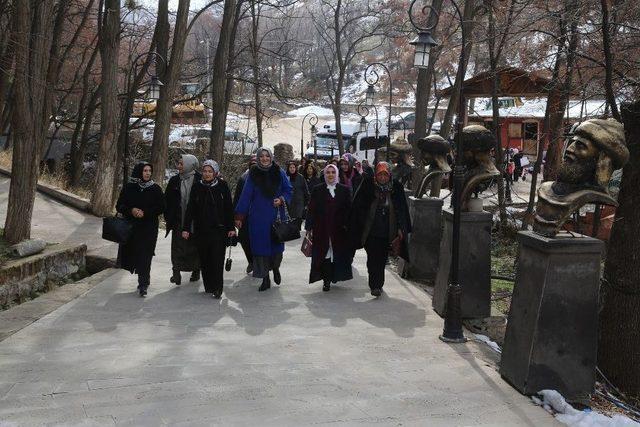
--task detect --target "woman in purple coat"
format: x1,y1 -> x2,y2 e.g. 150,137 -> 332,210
235,148 -> 293,292
305,164 -> 353,292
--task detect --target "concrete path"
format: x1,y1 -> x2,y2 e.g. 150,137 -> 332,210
0,178 -> 558,426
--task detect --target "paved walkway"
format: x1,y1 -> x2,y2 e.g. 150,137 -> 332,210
0,178 -> 558,426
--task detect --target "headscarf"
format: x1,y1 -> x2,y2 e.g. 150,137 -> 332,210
285,160 -> 298,181
304,162 -> 318,179
374,161 -> 393,193
339,153 -> 357,188
255,147 -> 274,171
179,154 -> 199,227
130,162 -> 155,190
201,159 -> 220,187
324,163 -> 339,197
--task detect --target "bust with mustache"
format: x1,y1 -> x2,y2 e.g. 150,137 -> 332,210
534,118 -> 629,237
415,134 -> 452,199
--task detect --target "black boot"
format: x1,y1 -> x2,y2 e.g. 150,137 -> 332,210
259,276 -> 271,292
190,270 -> 200,282
273,268 -> 281,285
170,269 -> 181,286
371,288 -> 382,297
322,280 -> 330,292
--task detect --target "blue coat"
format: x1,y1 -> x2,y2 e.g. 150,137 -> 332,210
235,165 -> 293,257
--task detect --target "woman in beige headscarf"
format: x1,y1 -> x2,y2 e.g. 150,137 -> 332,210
164,154 -> 201,285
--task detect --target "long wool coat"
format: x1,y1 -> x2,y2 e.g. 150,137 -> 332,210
305,183 -> 353,283
349,176 -> 412,261
287,172 -> 309,219
116,182 -> 165,274
183,179 -> 235,238
235,164 -> 293,257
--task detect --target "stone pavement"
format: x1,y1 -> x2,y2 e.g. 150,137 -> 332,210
0,178 -> 559,426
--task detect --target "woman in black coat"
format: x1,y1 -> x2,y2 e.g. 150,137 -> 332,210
116,162 -> 165,297
305,164 -> 352,292
164,154 -> 201,285
349,162 -> 412,297
285,160 -> 310,224
182,160 -> 236,299
303,162 -> 321,192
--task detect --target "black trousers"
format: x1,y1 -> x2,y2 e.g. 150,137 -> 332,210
136,255 -> 153,291
364,235 -> 389,290
196,234 -> 226,294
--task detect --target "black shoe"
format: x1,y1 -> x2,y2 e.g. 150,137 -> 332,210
371,288 -> 381,297
246,264 -> 253,274
323,282 -> 330,292
139,288 -> 147,297
190,270 -> 200,282
212,292 -> 222,299
170,270 -> 181,286
273,268 -> 281,285
259,277 -> 271,292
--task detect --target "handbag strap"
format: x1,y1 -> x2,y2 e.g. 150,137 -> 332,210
275,199 -> 291,223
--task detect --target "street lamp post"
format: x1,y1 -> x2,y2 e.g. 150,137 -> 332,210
357,103 -> 381,161
364,63 -> 394,161
409,0 -> 467,343
301,113 -> 318,161
391,113 -> 408,139
123,51 -> 166,186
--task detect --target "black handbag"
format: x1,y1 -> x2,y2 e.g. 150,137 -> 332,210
271,202 -> 300,243
102,215 -> 133,244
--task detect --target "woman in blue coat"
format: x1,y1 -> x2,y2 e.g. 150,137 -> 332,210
235,147 -> 293,292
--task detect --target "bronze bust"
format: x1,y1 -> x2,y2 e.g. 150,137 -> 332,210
534,118 -> 629,237
380,137 -> 415,187
415,134 -> 452,198
459,125 -> 500,211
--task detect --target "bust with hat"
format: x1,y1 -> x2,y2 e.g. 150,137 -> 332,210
415,134 -> 452,198
379,137 -> 415,188
459,125 -> 500,211
534,118 -> 630,237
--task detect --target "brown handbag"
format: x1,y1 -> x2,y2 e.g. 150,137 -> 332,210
301,235 -> 313,257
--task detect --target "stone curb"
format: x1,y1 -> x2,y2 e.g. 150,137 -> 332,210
0,267 -> 119,342
0,166 -> 91,212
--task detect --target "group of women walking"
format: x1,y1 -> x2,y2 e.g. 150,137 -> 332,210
115,147 -> 411,299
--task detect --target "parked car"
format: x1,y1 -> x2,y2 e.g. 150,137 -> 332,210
304,120 -> 389,161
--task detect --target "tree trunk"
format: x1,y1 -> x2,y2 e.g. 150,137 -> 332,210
4,0 -> 57,244
150,0 -> 191,183
250,0 -> 264,149
439,0 -> 477,140
209,0 -> 237,161
600,0 -> 620,121
90,0 -> 120,216
72,87 -> 100,187
598,101 -> 640,396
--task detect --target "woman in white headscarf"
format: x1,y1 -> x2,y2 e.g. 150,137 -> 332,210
165,154 -> 201,285
182,160 -> 236,299
305,164 -> 353,292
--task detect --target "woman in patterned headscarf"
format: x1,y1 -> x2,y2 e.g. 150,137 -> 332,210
349,162 -> 412,297
182,160 -> 236,299
116,162 -> 165,297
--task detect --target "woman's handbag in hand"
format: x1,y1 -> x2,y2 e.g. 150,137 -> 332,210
225,243 -> 233,272
301,235 -> 313,257
102,215 -> 133,244
271,202 -> 301,243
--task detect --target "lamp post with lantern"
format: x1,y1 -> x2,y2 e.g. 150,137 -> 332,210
301,112 -> 318,161
409,0 -> 468,343
357,103 -> 382,161
122,51 -> 166,185
364,62 -> 394,161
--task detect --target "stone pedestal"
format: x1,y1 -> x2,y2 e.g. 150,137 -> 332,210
433,208 -> 492,319
407,197 -> 443,282
500,231 -> 603,404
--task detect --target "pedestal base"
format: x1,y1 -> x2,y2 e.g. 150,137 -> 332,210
407,197 -> 443,282
433,208 -> 492,319
500,231 -> 604,404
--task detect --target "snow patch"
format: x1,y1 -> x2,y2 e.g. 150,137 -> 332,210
473,334 -> 502,353
287,106 -> 335,117
532,390 -> 640,427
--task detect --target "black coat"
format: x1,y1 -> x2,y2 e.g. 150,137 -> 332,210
183,180 -> 235,240
305,183 -> 353,283
116,182 -> 165,274
164,172 -> 201,236
348,177 -> 412,261
287,173 -> 310,218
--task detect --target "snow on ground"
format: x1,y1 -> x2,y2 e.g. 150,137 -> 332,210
533,390 -> 640,427
470,97 -> 610,120
287,105 -> 335,117
473,334 -> 502,353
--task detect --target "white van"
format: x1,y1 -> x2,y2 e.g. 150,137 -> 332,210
304,120 -> 389,161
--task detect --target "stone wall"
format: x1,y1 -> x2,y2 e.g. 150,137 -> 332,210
0,244 -> 87,308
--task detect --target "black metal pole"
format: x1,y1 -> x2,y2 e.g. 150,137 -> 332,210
440,0 -> 467,343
